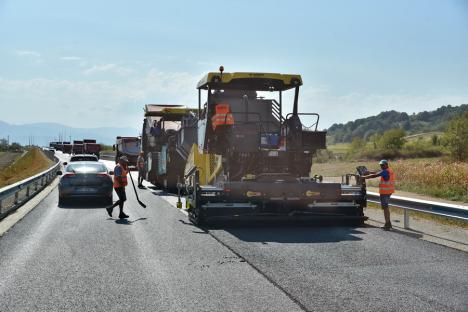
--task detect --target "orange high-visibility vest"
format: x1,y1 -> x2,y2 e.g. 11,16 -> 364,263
113,164 -> 128,188
379,167 -> 395,195
211,104 -> 234,130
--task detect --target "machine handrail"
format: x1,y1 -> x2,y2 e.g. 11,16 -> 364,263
285,113 -> 320,131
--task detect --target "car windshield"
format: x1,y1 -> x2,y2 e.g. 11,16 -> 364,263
71,156 -> 97,161
122,140 -> 140,154
66,163 -> 107,173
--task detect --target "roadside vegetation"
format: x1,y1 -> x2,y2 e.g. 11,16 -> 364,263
0,138 -> 22,152
0,148 -> 54,188
100,144 -> 115,153
313,111 -> 468,203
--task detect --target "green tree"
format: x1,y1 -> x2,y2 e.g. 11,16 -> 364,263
0,138 -> 7,151
349,137 -> 366,153
443,112 -> 468,161
378,128 -> 406,151
368,133 -> 381,150
431,134 -> 438,146
9,142 -> 22,151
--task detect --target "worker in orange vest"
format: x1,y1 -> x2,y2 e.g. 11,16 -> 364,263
362,159 -> 395,230
106,156 -> 130,219
211,103 -> 234,130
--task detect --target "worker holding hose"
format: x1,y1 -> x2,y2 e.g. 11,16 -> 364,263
362,159 -> 395,230
106,156 -> 130,219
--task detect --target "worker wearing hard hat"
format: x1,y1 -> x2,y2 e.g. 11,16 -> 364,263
361,159 -> 395,230
106,156 -> 130,219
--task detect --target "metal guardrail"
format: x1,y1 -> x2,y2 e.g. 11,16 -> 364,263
0,158 -> 61,221
367,191 -> 468,229
99,153 -> 115,161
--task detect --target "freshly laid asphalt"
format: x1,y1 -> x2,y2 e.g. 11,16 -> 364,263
0,158 -> 467,311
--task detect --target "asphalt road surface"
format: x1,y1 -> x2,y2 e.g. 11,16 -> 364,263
0,157 -> 467,312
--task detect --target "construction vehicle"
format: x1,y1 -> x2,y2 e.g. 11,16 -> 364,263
113,136 -> 141,166
53,142 -> 63,151
83,139 -> 101,158
72,140 -> 84,154
179,68 -> 367,225
141,104 -> 198,191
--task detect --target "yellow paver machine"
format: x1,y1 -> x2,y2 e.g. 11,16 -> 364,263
175,67 -> 367,225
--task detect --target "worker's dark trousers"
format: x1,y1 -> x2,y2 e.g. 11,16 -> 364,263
110,187 -> 127,213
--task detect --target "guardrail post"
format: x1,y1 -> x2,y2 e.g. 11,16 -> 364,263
14,191 -> 19,204
26,185 -> 30,197
404,209 -> 409,229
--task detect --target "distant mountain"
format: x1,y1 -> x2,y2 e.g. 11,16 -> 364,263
0,121 -> 139,146
327,104 -> 468,143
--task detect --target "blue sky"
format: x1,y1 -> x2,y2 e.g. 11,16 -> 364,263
0,0 -> 467,130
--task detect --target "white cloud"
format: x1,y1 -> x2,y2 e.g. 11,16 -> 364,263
0,69 -> 200,128
84,63 -> 134,76
0,71 -> 466,131
60,56 -> 83,61
59,56 -> 87,67
298,86 -> 468,129
16,50 -> 41,57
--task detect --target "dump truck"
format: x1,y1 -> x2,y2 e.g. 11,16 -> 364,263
141,104 -> 198,191
83,139 -> 101,158
113,136 -> 140,166
179,68 -> 367,225
72,140 -> 84,154
53,142 -> 63,151
62,142 -> 73,154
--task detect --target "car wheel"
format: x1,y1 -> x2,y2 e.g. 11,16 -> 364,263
105,196 -> 113,205
58,197 -> 66,206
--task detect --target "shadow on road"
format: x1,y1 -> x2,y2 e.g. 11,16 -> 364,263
58,198 -> 110,209
111,217 -> 148,225
219,226 -> 366,244
149,189 -> 176,197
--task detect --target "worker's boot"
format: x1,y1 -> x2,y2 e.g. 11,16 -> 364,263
119,210 -> 129,219
382,222 -> 392,231
105,207 -> 113,217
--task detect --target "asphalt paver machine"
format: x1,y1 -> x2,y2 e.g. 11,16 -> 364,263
181,68 -> 367,225
142,104 -> 198,191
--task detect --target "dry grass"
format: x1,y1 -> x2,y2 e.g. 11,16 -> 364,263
0,148 -> 54,188
312,160 -> 377,176
326,143 -> 351,154
313,158 -> 468,203
389,159 -> 468,202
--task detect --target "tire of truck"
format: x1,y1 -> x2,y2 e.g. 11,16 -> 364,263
58,197 -> 67,207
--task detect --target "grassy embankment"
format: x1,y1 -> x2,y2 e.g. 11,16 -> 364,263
313,151 -> 468,227
314,146 -> 468,203
0,148 -> 54,188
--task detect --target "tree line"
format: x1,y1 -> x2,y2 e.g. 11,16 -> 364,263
345,112 -> 468,161
327,104 -> 468,144
0,139 -> 22,152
